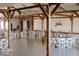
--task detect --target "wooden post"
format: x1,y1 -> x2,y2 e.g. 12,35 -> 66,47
18,13 -> 21,39
8,15 -> 10,48
39,4 -> 52,56
7,7 -> 12,49
41,19 -> 43,36
46,4 -> 60,56
46,4 -> 51,56
19,20 -> 21,39
32,16 -> 34,31
70,14 -> 73,32
46,5 -> 49,56
7,14 -> 12,48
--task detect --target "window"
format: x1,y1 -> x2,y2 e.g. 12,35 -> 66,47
27,20 -> 33,30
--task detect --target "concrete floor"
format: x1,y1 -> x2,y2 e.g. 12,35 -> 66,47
1,37 -> 79,56
50,48 -> 79,56
0,38 -> 47,56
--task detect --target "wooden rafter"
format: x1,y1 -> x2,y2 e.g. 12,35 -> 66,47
73,11 -> 79,17
11,7 -> 22,18
51,16 -> 70,18
51,4 -> 61,16
54,13 -> 71,17
0,9 -> 6,13
39,4 -> 48,18
45,4 -> 50,56
39,4 -> 61,20
56,10 -> 79,13
49,3 -> 59,6
70,14 -> 73,32
10,5 -> 39,11
10,11 -> 15,18
1,3 -> 79,19
13,13 -> 43,18
1,11 -> 8,18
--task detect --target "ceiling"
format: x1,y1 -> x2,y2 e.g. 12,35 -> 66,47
0,3 -> 79,17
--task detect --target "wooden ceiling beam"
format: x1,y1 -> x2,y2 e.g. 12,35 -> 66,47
39,4 -> 61,20
10,5 -> 39,12
18,10 -> 21,15
54,13 -> 71,17
73,11 -> 79,17
1,11 -> 8,18
56,10 -> 79,13
49,3 -> 59,6
39,4 -> 48,18
13,13 -> 43,19
51,16 -> 70,18
51,4 -> 61,16
10,11 -> 15,18
0,9 -> 6,13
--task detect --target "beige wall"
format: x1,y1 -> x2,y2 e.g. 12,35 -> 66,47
34,17 -> 71,32
34,17 -> 42,30
73,18 -> 79,33
23,20 -> 27,30
33,17 -> 79,33
43,18 -> 47,31
10,17 -> 79,33
10,18 -> 19,29
51,18 -> 71,32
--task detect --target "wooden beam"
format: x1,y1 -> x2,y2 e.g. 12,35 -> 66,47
49,3 -> 59,6
51,16 -> 70,18
6,7 -> 13,49
10,5 -> 39,11
51,4 -> 61,16
1,11 -> 8,18
54,13 -> 71,17
7,10 -> 10,48
10,11 -> 15,18
56,10 -> 79,13
46,4 -> 52,56
14,13 -> 43,18
39,4 -> 60,20
73,11 -> 79,17
39,4 -> 48,18
17,10 -> 21,15
32,16 -> 34,31
46,4 -> 50,56
70,14 -> 73,32
0,9 -> 6,13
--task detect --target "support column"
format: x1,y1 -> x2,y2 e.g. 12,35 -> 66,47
8,17 -> 12,48
70,14 -> 73,32
8,17 -> 10,48
39,4 -> 52,56
46,5 -> 51,56
7,7 -> 12,49
41,19 -> 44,37
19,20 -> 21,39
19,13 -> 21,39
